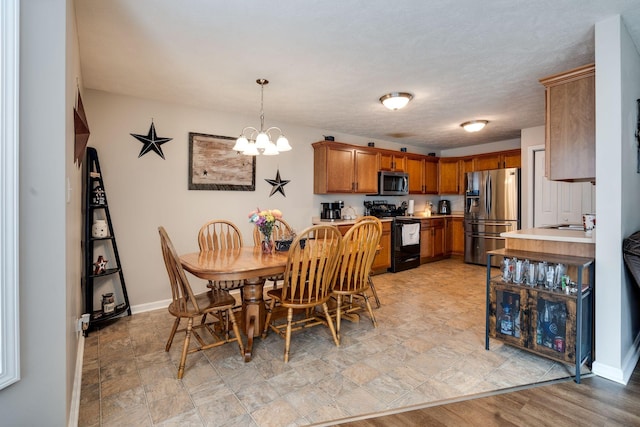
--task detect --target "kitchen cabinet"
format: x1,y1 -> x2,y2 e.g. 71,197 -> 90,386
539,63 -> 595,182
379,152 -> 406,172
438,158 -> 461,194
407,155 -> 438,194
440,150 -> 520,195
474,149 -> 521,171
333,220 -> 391,274
313,142 -> 378,194
420,218 -> 445,262
371,221 -> 392,273
445,217 -> 464,256
486,248 -> 594,383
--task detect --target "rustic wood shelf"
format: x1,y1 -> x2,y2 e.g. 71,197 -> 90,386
485,249 -> 594,383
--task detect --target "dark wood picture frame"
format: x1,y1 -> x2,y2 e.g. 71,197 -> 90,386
188,132 -> 256,191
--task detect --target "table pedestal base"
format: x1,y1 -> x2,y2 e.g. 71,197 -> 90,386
242,277 -> 265,362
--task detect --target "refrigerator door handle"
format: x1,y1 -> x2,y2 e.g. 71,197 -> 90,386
467,221 -> 516,227
466,234 -> 505,240
487,173 -> 492,215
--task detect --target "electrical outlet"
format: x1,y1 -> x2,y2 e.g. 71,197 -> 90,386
76,313 -> 90,332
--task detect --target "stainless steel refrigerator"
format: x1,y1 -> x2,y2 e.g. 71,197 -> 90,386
464,168 -> 520,266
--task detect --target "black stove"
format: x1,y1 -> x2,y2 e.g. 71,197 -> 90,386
364,200 -> 407,218
364,200 -> 420,273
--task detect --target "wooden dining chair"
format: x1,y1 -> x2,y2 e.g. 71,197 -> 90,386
261,225 -> 343,362
332,217 -> 381,341
356,216 -> 383,308
158,226 -> 244,379
197,219 -> 245,302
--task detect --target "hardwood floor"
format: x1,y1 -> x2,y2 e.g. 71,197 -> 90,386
335,361 -> 640,426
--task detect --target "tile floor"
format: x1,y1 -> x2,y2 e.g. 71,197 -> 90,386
79,258 -> 580,427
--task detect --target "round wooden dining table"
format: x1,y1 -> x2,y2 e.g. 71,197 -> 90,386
180,247 -> 289,362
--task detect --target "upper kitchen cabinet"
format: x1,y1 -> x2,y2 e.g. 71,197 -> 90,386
474,149 -> 521,171
539,64 -> 595,182
379,151 -> 406,172
407,155 -> 438,194
438,157 -> 461,194
313,141 -> 378,194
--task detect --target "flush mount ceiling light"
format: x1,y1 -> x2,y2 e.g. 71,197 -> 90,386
460,120 -> 489,132
379,92 -> 413,110
233,78 -> 291,156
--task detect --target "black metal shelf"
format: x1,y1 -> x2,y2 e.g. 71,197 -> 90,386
82,147 -> 131,336
90,303 -> 130,323
89,267 -> 121,279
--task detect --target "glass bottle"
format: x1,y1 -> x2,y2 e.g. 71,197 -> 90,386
499,297 -> 513,336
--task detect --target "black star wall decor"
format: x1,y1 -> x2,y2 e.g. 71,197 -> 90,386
130,121 -> 172,159
265,169 -> 290,197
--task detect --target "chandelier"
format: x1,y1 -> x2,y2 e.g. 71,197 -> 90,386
233,79 -> 291,155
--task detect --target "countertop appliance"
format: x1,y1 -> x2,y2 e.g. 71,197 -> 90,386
364,200 -> 420,272
321,201 -> 343,221
377,171 -> 409,196
438,199 -> 451,214
464,168 -> 520,267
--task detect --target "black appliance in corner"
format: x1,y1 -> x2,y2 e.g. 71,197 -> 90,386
364,201 -> 421,273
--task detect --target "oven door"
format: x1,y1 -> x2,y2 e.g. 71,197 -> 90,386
390,218 -> 421,272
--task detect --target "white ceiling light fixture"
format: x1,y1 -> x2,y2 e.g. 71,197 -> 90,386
233,78 -> 291,155
460,120 -> 489,132
379,92 -> 413,110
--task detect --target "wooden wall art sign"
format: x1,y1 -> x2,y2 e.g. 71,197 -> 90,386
74,90 -> 90,167
188,132 -> 256,191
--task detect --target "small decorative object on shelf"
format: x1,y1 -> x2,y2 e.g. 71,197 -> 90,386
93,255 -> 108,275
102,292 -> 115,314
92,219 -> 108,238
248,208 -> 282,255
91,184 -> 106,205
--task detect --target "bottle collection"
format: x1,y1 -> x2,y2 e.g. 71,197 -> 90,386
501,257 -> 577,294
536,299 -> 567,353
498,293 -> 521,338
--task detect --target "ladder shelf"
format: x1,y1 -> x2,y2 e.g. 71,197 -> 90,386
82,147 -> 131,335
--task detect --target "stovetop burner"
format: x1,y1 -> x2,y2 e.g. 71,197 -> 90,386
364,200 -> 407,218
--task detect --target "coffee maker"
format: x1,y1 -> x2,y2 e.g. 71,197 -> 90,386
321,201 -> 343,221
438,199 -> 451,215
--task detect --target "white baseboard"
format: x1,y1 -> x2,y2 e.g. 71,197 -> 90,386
592,330 -> 640,385
130,298 -> 171,314
68,334 -> 85,427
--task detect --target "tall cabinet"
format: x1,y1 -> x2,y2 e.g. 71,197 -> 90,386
82,147 -> 131,335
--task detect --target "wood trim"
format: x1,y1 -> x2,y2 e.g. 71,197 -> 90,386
505,238 -> 595,258
539,63 -> 595,87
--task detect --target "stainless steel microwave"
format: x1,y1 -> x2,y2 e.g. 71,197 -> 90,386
378,171 -> 409,196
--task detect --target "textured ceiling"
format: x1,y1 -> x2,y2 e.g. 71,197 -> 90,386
75,0 -> 640,151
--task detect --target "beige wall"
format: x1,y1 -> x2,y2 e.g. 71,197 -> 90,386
83,90 -> 437,310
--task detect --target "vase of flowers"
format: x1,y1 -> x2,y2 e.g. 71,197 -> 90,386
248,208 -> 282,254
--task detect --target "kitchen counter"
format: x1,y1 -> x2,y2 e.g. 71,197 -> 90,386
311,217 -> 394,226
501,227 -> 595,258
501,227 -> 595,244
311,212 -> 463,225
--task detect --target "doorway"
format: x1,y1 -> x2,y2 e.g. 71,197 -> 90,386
532,149 -> 595,227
